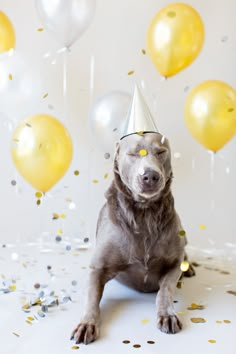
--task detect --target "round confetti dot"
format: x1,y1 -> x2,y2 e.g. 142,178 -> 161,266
55,235 -> 62,242
71,280 -> 77,286
35,191 -> 42,198
147,341 -> 155,344
2,244 -> 6,248
139,149 -> 148,157
208,339 -> 216,344
199,224 -> 206,230
11,180 -> 17,186
104,153 -> 110,159
11,252 -> 19,261
180,261 -> 189,272
60,214 -> 66,219
47,265 -> 52,270
66,245 -> 71,251
84,237 -> 89,243
104,173 -> 109,179
133,344 -> 141,348
36,199 -> 41,206
34,283 -> 40,289
174,152 -> 181,159
122,340 -> 130,344
141,49 -> 146,55
74,170 -> 80,176
178,230 -> 186,237
57,229 -> 63,235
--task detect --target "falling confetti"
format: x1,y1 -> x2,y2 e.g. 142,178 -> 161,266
35,191 -> 42,198
223,320 -> 231,324
74,170 -> 80,176
208,339 -> 216,344
52,213 -> 59,220
141,319 -> 150,324
8,73 -> 13,80
12,332 -> 20,337
216,320 -> 222,324
199,224 -> 206,230
139,149 -> 148,157
104,153 -> 110,159
141,49 -> 146,55
187,303 -> 205,310
190,317 -> 206,323
180,261 -> 189,272
36,200 -> 41,206
60,214 -> 66,219
178,230 -> 186,237
128,70 -> 135,76
133,344 -> 141,348
147,341 -> 155,344
11,180 -> 17,186
55,236 -> 62,242
92,179 -> 99,184
42,93 -> 48,99
104,173 -> 109,179
37,28 -> 44,32
122,340 -> 130,344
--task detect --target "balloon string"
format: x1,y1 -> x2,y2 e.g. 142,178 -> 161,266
209,151 -> 216,211
63,48 -> 69,121
89,54 -> 95,101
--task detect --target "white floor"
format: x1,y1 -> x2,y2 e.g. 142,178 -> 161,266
1,242 -> 236,354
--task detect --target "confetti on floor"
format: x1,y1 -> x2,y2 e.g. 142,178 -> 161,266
190,317 -> 206,323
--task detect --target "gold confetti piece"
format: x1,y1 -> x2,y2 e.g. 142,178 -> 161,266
139,149 -> 148,157
147,341 -> 155,344
57,229 -> 63,235
81,266 -> 87,269
104,173 -> 109,179
25,320 -> 33,325
180,261 -> 189,272
36,200 -> 41,206
199,224 -> 206,230
71,345 -> 79,350
228,107 -> 234,112
12,332 -> 20,337
191,317 -> 206,323
42,93 -> 48,99
92,179 -> 99,184
167,11 -> 176,17
122,340 -> 130,344
187,303 -> 205,310
9,285 -> 16,291
141,319 -> 150,324
27,316 -> 34,321
74,170 -> 80,176
73,253 -> 79,257
133,344 -> 141,348
220,270 -> 230,275
52,213 -> 59,220
37,27 -> 44,32
141,49 -> 146,55
176,280 -> 184,289
22,304 -> 31,310
9,73 -> 13,80
60,214 -> 66,219
223,320 -> 231,323
177,311 -> 185,315
208,339 -> 216,344
178,230 -> 186,237
128,70 -> 135,76
227,290 -> 236,296
1,274 -> 6,279
35,191 -> 42,198
216,320 -> 222,324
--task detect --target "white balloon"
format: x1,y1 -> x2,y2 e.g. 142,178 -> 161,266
0,51 -> 42,118
89,91 -> 132,153
35,0 -> 96,48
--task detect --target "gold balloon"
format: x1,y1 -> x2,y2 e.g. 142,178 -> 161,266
11,114 -> 73,192
146,3 -> 204,77
0,11 -> 15,53
184,80 -> 236,152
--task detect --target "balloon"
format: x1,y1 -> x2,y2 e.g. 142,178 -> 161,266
146,3 -> 204,78
184,80 -> 236,152
0,51 -> 42,117
89,91 -> 131,152
35,0 -> 96,48
0,11 -> 15,54
11,114 -> 73,192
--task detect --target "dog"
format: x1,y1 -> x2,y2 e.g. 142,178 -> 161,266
71,132 -> 195,344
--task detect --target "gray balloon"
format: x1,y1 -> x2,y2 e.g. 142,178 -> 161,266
89,91 -> 131,153
35,0 -> 96,48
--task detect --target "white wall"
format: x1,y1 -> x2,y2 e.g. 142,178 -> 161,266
0,0 -> 235,251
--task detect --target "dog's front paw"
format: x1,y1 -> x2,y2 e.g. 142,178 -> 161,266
71,322 -> 99,345
157,314 -> 182,334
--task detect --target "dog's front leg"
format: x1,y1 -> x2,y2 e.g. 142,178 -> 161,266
71,268 -> 113,344
156,265 -> 182,334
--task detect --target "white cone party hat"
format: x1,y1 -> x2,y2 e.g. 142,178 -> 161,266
121,84 -> 159,139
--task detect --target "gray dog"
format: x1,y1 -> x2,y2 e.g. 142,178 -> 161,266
71,132 -> 195,344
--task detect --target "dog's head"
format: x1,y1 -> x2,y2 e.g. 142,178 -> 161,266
114,133 -> 173,202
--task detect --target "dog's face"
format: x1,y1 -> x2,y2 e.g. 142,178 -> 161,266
115,133 -> 172,201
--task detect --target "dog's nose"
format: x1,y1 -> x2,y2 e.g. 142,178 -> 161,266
141,169 -> 160,187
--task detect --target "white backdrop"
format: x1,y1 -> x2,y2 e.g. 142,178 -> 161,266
0,0 -> 235,251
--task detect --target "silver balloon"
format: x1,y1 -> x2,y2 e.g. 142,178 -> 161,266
89,91 -> 132,153
35,0 -> 96,48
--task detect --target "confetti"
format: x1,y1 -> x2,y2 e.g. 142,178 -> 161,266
11,253 -> 19,261
42,93 -> 48,99
174,152 -> 181,159
34,283 -> 40,289
66,245 -> 71,251
128,70 -> 135,76
92,179 -> 99,184
25,320 -> 33,325
167,11 -> 176,17
176,281 -> 184,289
84,237 -> 89,243
227,290 -> 236,296
141,49 -> 146,55
37,27 -> 44,32
147,341 -> 155,344
71,280 -> 77,286
36,200 -> 41,206
180,261 -> 189,272
74,170 -> 80,176
122,340 -> 130,344
228,107 -> 234,112
104,153 -> 110,159
187,303 -> 205,310
191,317 -> 206,323
11,180 -> 17,186
141,319 -> 150,324
137,131 -> 144,136
223,320 -> 231,323
35,191 -> 42,198
71,346 -> 79,350
133,344 -> 141,348
60,214 -> 66,219
216,320 -> 222,324
139,149 -> 148,157
52,213 -> 59,220
177,311 -> 185,315
199,224 -> 206,230
55,235 -> 62,242
208,339 -> 216,344
12,332 -> 20,337
104,173 -> 109,179
178,230 -> 186,237
9,73 -> 13,80
57,229 -> 63,235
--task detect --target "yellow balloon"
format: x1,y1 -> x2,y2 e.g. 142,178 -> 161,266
11,114 -> 73,192
184,80 -> 236,152
146,3 -> 204,77
0,11 -> 15,53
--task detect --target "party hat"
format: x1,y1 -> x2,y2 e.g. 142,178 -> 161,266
121,84 -> 159,139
